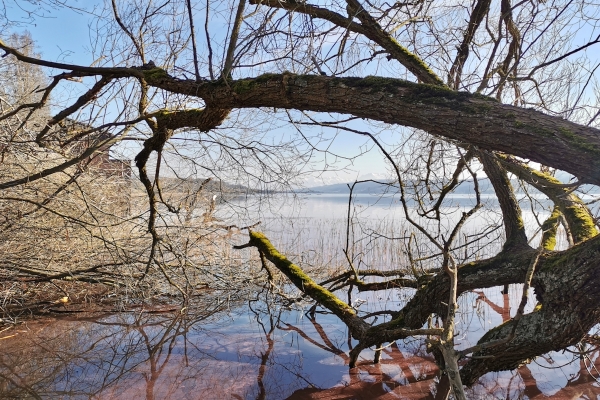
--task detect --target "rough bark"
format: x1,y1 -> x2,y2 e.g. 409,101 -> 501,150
461,235 -> 600,384
478,151 -> 528,249
499,157 -> 598,243
373,245 -> 535,337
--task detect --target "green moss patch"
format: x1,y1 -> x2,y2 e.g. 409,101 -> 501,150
564,204 -> 598,243
142,67 -> 170,81
541,206 -> 561,251
249,231 -> 356,317
558,127 -> 599,154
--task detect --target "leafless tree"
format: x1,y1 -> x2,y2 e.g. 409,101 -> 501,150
1,0 -> 600,396
0,32 -> 258,318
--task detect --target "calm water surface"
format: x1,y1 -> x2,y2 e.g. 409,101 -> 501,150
1,287 -> 599,399
1,194 -> 598,399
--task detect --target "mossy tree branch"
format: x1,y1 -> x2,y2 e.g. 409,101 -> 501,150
140,73 -> 600,185
235,231 -> 446,356
541,206 -> 561,250
448,0 -> 492,89
2,34 -> 600,185
460,235 -> 600,384
478,151 -> 528,249
247,0 -> 445,85
499,156 -> 598,243
235,230 -> 370,336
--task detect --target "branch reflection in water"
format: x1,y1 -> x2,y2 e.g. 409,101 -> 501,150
1,287 -> 599,399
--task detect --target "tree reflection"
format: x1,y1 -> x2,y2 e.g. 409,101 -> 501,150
0,291 -> 599,399
282,314 -> 439,399
0,298 -> 236,399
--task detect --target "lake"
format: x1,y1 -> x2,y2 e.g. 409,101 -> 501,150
1,193 -> 597,399
1,288 -> 598,399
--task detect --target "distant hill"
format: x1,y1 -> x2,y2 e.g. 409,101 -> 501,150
149,177 -> 251,195
306,178 -> 497,195
304,180 -> 397,194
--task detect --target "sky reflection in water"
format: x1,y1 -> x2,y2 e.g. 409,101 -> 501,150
1,286 -> 599,399
2,194 -> 599,399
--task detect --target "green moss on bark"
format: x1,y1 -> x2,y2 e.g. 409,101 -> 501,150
339,76 -> 498,114
541,206 -> 561,251
248,231 -> 356,317
387,37 -> 444,85
563,204 -> 598,242
514,122 -> 555,138
231,73 -> 280,94
558,127 -> 599,154
142,67 -> 170,80
510,125 -> 599,155
153,108 -> 208,130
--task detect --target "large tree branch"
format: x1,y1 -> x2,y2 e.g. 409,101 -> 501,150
349,233 -> 600,378
478,151 -> 528,249
143,73 -> 600,184
1,36 -> 598,186
399,246 -> 535,329
499,157 -> 598,243
4,34 -> 600,186
448,0 -> 492,89
460,234 -> 600,384
235,230 -> 370,336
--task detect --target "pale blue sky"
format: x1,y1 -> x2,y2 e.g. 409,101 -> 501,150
6,2 -> 393,186
5,1 -> 600,187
